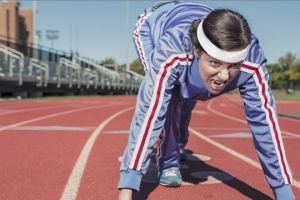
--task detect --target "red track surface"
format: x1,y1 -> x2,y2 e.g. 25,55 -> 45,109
0,95 -> 299,200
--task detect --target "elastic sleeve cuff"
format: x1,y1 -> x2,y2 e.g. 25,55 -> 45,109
272,184 -> 295,200
118,169 -> 143,192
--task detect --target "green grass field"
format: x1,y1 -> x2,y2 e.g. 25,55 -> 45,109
287,113 -> 300,117
273,93 -> 300,100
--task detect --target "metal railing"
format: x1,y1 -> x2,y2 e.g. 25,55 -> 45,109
72,55 -> 121,90
82,68 -> 99,89
0,44 -> 144,96
58,58 -> 81,88
126,69 -> 144,91
0,44 -> 24,85
28,58 -> 49,87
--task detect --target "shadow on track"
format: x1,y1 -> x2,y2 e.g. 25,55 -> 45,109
133,149 -> 273,200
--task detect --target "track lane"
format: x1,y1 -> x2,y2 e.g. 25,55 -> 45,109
76,96 -> 276,199
0,98 -> 123,199
206,96 -> 300,189
0,130 -> 90,200
223,95 -> 300,137
74,98 -> 272,200
0,96 -> 299,199
75,105 -> 136,200
60,106 -> 134,200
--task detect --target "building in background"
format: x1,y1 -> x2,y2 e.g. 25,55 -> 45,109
0,0 -> 33,49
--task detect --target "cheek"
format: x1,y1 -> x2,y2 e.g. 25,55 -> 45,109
198,64 -> 217,80
198,67 -> 208,81
230,69 -> 241,79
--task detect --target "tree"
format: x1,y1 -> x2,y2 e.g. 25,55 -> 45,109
101,58 -> 116,65
278,52 -> 300,92
130,59 -> 145,75
266,63 -> 284,89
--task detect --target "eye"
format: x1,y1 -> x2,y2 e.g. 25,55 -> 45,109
230,63 -> 242,69
210,60 -> 219,66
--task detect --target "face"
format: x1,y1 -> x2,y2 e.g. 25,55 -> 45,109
195,50 -> 242,95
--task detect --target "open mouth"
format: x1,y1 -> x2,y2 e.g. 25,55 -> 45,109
211,80 -> 226,91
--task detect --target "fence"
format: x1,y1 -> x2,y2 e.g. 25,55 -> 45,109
0,39 -> 143,98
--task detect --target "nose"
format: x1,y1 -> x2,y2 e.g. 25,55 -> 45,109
218,69 -> 229,81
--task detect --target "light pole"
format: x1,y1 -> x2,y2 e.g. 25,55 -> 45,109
33,0 -> 38,45
32,0 -> 39,59
46,30 -> 59,49
126,0 -> 129,70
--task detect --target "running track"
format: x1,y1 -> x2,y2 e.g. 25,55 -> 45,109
0,94 -> 299,200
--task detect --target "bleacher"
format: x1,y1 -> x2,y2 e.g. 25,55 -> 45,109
0,43 -> 144,98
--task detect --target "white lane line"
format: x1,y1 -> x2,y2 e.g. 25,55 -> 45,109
0,102 -> 111,116
0,104 -> 70,115
0,125 -> 95,131
207,99 -> 300,139
198,98 -> 300,189
189,127 -> 262,169
0,104 -> 113,132
60,107 -> 134,200
189,127 -> 300,189
224,95 -> 300,123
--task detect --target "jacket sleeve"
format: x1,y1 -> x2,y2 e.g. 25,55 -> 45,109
239,43 -> 293,189
118,4 -> 192,191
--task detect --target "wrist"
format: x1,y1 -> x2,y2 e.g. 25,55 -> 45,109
118,188 -> 132,200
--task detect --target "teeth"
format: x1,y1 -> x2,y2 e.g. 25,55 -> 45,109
213,81 -> 223,86
211,79 -> 227,91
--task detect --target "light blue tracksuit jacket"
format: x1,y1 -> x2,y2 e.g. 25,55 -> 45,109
118,1 -> 293,192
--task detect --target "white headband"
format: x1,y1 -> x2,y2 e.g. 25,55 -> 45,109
197,20 -> 250,63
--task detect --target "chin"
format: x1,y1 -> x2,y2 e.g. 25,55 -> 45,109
207,88 -> 223,95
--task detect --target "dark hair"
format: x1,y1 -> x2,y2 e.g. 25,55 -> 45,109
189,9 -> 251,52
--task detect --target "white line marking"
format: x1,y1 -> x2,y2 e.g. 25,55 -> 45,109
0,104 -> 70,115
0,125 -> 95,131
189,127 -> 262,169
0,105 -> 110,132
189,127 -> 300,189
193,98 -> 300,189
60,107 -> 134,200
207,99 -> 300,139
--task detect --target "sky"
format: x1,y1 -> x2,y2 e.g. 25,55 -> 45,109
15,0 -> 300,65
